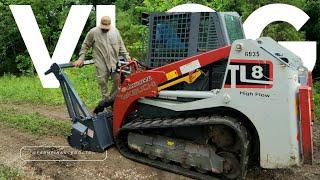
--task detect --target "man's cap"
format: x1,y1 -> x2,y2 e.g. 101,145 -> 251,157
100,16 -> 111,30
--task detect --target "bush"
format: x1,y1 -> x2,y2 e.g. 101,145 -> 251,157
15,55 -> 34,75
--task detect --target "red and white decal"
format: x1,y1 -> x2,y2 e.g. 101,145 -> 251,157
224,59 -> 273,89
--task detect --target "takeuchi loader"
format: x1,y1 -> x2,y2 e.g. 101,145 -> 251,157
45,12 -> 315,179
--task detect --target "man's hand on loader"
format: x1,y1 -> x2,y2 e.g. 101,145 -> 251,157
126,55 -> 131,61
73,59 -> 84,68
93,104 -> 105,114
93,99 -> 113,114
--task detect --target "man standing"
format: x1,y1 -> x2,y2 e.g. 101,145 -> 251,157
73,16 -> 130,114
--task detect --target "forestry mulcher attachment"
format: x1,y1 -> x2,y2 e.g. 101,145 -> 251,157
45,12 -> 314,179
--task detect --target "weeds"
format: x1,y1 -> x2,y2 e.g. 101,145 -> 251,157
0,66 -> 106,109
0,107 -> 70,136
0,164 -> 21,180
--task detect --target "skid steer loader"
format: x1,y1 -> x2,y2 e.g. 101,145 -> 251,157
45,12 -> 314,179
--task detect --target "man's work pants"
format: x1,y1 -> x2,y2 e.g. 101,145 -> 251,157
95,61 -> 120,102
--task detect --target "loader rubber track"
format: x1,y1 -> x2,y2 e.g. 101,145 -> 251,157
115,115 -> 250,180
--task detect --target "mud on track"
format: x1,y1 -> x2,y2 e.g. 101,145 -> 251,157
0,103 -> 319,180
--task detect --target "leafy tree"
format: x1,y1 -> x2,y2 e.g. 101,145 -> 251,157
303,0 -> 320,77
0,0 -> 319,78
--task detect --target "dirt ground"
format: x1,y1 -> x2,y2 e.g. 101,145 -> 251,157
0,103 -> 319,180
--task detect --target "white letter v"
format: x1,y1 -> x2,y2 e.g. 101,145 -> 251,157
10,5 -> 92,88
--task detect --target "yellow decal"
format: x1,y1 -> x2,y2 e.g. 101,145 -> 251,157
167,140 -> 175,147
166,70 -> 178,80
159,70 -> 202,91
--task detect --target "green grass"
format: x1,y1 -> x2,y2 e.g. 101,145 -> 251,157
313,81 -> 320,119
0,164 -> 21,180
0,66 -> 106,109
0,107 -> 70,136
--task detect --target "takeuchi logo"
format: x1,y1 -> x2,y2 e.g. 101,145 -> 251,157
127,76 -> 153,90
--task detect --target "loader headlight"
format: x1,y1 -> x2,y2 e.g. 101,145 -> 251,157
297,66 -> 308,85
298,66 -> 308,76
298,66 -> 306,73
235,43 -> 243,51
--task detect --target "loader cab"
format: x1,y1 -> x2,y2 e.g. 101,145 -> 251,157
144,12 -> 245,90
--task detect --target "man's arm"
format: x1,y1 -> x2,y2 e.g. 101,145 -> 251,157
117,30 -> 130,61
74,29 -> 94,67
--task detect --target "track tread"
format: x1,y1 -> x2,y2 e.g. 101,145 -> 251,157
116,115 -> 250,180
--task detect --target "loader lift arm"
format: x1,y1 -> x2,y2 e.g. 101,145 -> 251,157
113,45 -> 231,136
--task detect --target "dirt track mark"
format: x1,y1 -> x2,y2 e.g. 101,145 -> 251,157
0,122 -> 187,180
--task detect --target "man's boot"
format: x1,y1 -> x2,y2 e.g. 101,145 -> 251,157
93,99 -> 113,114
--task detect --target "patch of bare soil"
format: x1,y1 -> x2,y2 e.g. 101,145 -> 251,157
0,123 -> 187,180
0,103 -> 319,180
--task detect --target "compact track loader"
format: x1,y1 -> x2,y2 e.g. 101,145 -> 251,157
45,12 -> 314,179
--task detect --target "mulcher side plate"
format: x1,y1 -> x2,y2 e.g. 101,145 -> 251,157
68,112 -> 114,152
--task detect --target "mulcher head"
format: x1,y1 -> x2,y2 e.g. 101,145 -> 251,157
68,112 -> 113,152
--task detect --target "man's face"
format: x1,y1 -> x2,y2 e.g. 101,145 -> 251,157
100,16 -> 111,33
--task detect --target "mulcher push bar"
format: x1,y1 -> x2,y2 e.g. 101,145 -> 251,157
59,60 -> 95,69
44,61 -> 94,120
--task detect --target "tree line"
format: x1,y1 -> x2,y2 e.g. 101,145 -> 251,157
0,0 -> 319,77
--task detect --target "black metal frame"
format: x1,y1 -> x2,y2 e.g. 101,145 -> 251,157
45,61 -> 94,121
